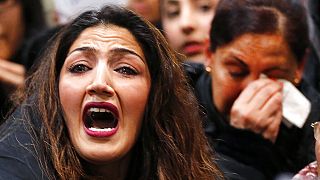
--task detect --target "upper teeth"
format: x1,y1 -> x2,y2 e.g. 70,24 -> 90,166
89,108 -> 111,113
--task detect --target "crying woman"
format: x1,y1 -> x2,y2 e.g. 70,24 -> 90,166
0,5 -> 223,180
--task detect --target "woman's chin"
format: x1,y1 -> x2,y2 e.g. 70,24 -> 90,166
186,53 -> 206,63
80,149 -> 123,165
75,135 -> 132,165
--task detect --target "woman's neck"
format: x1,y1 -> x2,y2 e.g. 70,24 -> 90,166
84,153 -> 131,179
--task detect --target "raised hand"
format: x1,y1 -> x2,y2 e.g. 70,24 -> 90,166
0,59 -> 25,87
230,78 -> 283,143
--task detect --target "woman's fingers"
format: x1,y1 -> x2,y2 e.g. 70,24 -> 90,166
234,78 -> 272,105
230,79 -> 270,129
230,79 -> 283,142
262,109 -> 282,143
0,60 -> 25,86
231,80 -> 281,125
252,91 -> 282,132
248,81 -> 282,110
0,59 -> 25,75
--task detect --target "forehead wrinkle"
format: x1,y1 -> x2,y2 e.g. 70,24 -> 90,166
232,34 -> 287,55
69,24 -> 145,60
67,46 -> 97,57
220,34 -> 293,71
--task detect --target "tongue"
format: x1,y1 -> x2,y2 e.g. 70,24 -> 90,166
86,112 -> 117,129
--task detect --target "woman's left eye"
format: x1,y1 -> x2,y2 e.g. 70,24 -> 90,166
115,66 -> 138,76
199,4 -> 212,12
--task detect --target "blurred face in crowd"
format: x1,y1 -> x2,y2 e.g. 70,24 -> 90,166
0,0 -> 24,59
161,0 -> 219,63
207,33 -> 303,114
127,0 -> 160,24
59,25 -> 151,168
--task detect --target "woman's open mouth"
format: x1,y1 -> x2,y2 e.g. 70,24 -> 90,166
83,102 -> 119,137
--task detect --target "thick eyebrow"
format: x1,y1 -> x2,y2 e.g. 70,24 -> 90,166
67,46 -> 96,57
67,47 -> 145,63
225,56 -> 249,69
166,0 -> 179,5
263,67 -> 290,74
109,47 -> 145,63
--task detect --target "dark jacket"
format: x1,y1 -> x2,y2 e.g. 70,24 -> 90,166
0,104 -> 47,179
185,63 -> 320,180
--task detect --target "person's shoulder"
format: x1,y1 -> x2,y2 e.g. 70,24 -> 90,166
182,62 -> 206,88
0,107 -> 44,179
300,79 -> 320,122
300,78 -> 320,101
216,153 -> 268,180
0,150 -> 43,179
183,61 -> 205,76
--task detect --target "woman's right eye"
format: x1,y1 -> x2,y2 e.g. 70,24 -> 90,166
229,71 -> 249,78
68,64 -> 91,73
166,10 -> 179,18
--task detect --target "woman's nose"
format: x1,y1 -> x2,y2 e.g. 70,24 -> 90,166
86,66 -> 115,97
86,82 -> 115,97
180,8 -> 195,35
181,24 -> 195,35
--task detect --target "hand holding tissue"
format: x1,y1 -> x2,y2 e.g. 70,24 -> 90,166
259,74 -> 311,128
279,79 -> 311,128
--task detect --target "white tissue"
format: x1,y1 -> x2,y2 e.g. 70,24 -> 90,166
279,79 -> 311,128
259,74 -> 311,128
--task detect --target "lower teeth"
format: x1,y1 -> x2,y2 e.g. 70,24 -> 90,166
89,127 -> 114,132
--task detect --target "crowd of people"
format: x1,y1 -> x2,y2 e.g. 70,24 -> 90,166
0,0 -> 319,179
0,0 -> 47,122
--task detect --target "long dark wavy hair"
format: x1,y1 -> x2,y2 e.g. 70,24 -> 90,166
17,5 -> 223,179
